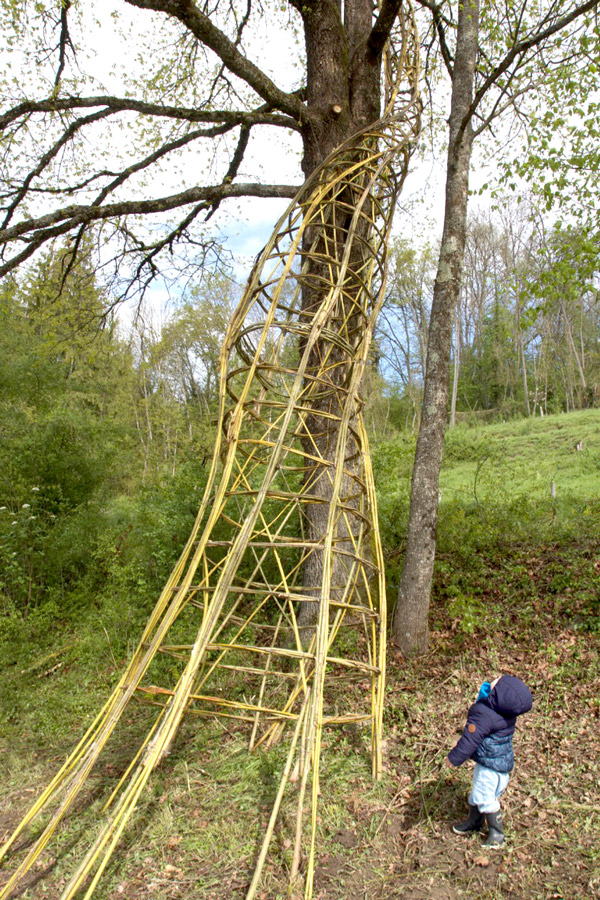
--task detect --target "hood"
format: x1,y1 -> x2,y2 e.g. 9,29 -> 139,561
489,675 -> 533,717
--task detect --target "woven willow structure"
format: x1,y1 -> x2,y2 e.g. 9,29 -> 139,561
0,9 -> 419,900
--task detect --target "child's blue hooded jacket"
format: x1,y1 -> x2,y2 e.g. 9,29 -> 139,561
448,675 -> 533,773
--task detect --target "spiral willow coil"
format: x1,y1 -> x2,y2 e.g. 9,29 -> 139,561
0,6 -> 420,900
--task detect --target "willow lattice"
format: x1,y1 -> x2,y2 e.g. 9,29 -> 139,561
0,7 -> 420,900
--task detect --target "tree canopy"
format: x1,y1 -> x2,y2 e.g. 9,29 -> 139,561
2,1 -> 596,296
0,0 -> 416,299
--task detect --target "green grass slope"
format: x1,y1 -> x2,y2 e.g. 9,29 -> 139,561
0,409 -> 599,899
441,408 -> 600,504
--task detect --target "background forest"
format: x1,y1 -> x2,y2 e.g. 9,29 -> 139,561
1,195 -> 599,637
2,206 -> 600,900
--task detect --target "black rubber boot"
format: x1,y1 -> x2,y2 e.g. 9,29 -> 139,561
483,809 -> 505,848
452,803 -> 484,835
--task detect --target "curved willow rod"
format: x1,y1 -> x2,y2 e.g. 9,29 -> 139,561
0,6 -> 420,900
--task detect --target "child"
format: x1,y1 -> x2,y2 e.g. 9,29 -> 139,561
445,674 -> 533,847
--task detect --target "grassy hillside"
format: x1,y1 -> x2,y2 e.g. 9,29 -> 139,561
374,408 -> 600,600
1,409 -> 599,899
441,408 -> 600,504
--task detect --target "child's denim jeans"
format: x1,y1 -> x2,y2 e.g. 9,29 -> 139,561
468,763 -> 509,813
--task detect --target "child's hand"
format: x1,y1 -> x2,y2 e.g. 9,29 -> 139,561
443,755 -> 454,770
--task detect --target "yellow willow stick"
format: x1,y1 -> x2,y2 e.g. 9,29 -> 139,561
287,598 -> 309,698
249,614 -> 284,751
245,698 -> 308,900
361,417 -> 388,779
258,598 -> 360,753
102,707 -> 166,812
289,713 -> 312,886
0,695 -> 112,863
37,173 -> 381,893
135,685 -> 299,721
0,484 -> 230,873
301,193 -> 395,894
191,503 -> 307,694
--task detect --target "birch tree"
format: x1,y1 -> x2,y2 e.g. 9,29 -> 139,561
393,0 -> 599,654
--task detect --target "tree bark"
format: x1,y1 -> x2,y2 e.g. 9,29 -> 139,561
393,0 -> 479,655
293,0 -> 385,634
449,300 -> 461,427
519,331 -> 531,416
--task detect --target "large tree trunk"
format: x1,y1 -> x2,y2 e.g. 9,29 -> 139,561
300,1 -> 380,177
295,0 -> 382,633
393,0 -> 479,655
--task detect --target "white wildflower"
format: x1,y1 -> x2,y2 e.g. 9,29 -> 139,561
22,503 -> 31,509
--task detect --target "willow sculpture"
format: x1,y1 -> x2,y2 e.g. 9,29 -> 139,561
0,9 -> 420,900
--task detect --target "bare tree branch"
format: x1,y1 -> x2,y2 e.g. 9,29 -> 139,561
205,123 -> 251,220
472,69 -> 545,137
368,0 -> 403,58
53,0 -> 75,89
129,200 -> 215,280
0,96 -> 300,132
0,1 -> 307,293
88,122 -> 247,209
99,220 -> 227,307
1,108 -> 115,231
124,0 -> 309,123
415,0 -> 454,76
232,0 -> 253,47
0,180 -> 299,277
469,0 -> 599,123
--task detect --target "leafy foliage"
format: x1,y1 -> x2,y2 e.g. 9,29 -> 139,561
372,408 -> 600,633
2,407 -> 600,898
382,206 -> 600,426
0,248 -> 233,627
